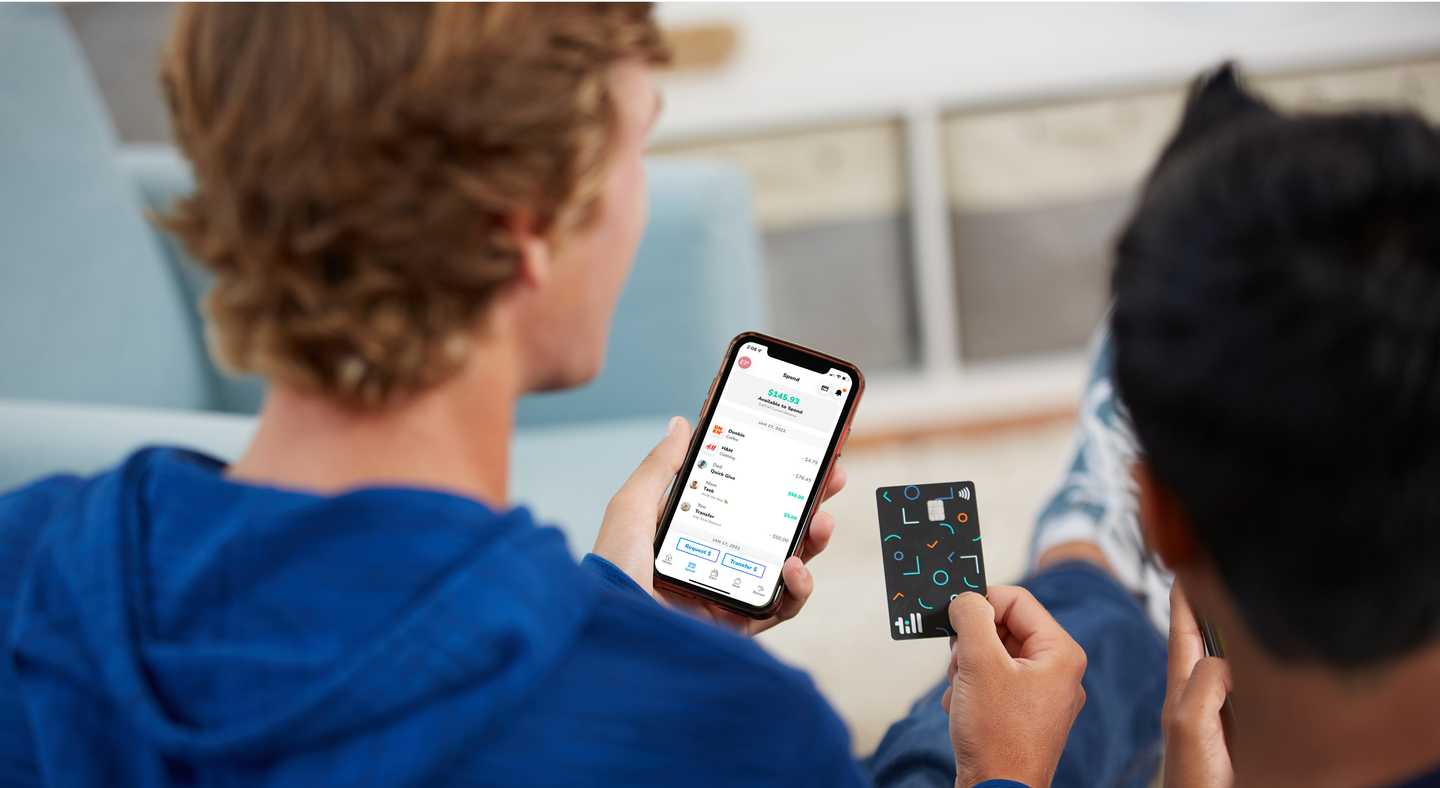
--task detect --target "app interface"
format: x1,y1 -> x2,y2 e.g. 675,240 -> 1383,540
655,341 -> 853,605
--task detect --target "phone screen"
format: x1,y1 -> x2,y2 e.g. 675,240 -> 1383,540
654,335 -> 857,611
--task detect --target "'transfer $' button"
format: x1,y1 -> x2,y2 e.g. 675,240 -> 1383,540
722,552 -> 766,578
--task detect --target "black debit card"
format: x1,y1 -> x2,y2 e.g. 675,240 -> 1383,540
875,481 -> 987,640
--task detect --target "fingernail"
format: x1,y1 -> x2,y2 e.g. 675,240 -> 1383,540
667,416 -> 684,435
951,590 -> 981,605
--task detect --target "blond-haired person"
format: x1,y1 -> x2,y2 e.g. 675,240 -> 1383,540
0,5 -> 1085,787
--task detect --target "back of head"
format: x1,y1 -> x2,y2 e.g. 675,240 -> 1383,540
161,3 -> 666,406
1112,64 -> 1440,670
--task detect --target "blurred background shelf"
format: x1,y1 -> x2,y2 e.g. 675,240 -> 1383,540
57,1 -> 1440,439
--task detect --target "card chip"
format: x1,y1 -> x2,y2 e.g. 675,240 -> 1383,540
926,498 -> 945,522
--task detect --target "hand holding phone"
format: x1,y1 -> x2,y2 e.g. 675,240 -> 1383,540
590,416 -> 698,597
652,332 -> 863,619
1163,583 -> 1235,788
590,332 -> 858,632
590,415 -> 847,628
658,467 -> 849,635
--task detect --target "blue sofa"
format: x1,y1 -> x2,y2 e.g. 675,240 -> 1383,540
0,4 -> 769,552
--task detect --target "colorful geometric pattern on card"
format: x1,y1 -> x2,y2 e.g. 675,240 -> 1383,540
875,481 -> 986,640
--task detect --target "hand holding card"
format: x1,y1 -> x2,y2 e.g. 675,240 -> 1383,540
875,481 -> 987,640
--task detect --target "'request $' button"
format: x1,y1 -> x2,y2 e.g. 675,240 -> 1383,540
677,538 -> 719,562
721,553 -> 766,578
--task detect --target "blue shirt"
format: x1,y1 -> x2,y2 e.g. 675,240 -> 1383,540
0,448 -> 867,787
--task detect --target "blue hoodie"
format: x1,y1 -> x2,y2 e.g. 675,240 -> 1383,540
0,448 -> 870,787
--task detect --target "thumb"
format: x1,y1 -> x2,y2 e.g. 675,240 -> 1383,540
1177,657 -> 1232,723
948,591 -> 1008,669
617,416 -> 692,507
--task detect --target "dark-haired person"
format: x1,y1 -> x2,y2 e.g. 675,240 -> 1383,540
0,5 -> 1088,788
1029,64 -> 1440,787
1115,66 -> 1440,788
871,63 -> 1440,788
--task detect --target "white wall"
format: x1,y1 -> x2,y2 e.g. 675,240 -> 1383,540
654,2 -> 1440,142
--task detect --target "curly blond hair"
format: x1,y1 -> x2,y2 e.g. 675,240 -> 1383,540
160,3 -> 667,406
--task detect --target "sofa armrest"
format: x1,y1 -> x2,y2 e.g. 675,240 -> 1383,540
0,398 -> 661,556
116,143 -> 195,210
116,145 -> 268,414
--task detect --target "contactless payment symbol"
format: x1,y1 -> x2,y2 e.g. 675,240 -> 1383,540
875,481 -> 987,641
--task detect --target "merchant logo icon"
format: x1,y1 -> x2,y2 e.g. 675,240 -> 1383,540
893,612 -> 924,636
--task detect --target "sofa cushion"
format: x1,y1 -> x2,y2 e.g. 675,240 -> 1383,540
0,5 -> 214,410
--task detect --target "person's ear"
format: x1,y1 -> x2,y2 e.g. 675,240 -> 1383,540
507,210 -> 553,291
1133,459 -> 1203,570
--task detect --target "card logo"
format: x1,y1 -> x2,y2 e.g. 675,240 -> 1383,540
893,613 -> 923,636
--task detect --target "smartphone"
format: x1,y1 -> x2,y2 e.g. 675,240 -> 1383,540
652,331 -> 863,618
1198,617 -> 1226,659
1199,615 -> 1238,729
